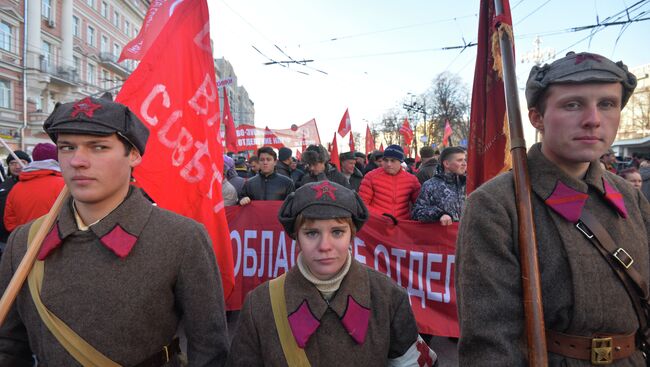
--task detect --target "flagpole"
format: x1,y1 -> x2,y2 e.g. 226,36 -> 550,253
493,0 -> 547,365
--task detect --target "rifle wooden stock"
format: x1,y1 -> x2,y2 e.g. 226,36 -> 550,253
493,0 -> 548,365
0,185 -> 70,327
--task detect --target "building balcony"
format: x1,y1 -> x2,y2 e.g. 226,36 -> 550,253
98,52 -> 132,77
39,57 -> 80,86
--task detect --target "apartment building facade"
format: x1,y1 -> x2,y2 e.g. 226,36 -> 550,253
0,0 -> 147,153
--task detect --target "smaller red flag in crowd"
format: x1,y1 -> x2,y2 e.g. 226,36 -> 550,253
365,124 -> 375,154
349,131 -> 355,152
330,132 -> 340,170
338,108 -> 351,137
400,118 -> 413,146
222,87 -> 237,153
379,143 -> 384,152
442,120 -> 453,147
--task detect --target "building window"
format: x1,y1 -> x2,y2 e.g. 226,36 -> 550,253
102,69 -> 109,89
112,43 -> 120,58
87,63 -> 96,85
0,80 -> 10,109
73,56 -> 80,77
101,2 -> 108,17
73,16 -> 80,37
124,20 -> 129,35
87,26 -> 95,46
112,11 -> 119,28
41,41 -> 52,69
86,0 -> 94,8
0,22 -> 12,52
42,0 -> 52,19
101,35 -> 108,53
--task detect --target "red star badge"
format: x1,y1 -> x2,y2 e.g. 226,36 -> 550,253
71,97 -> 102,118
575,53 -> 602,65
416,340 -> 434,367
311,181 -> 337,200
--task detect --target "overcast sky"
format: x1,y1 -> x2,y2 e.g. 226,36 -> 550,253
208,0 -> 650,147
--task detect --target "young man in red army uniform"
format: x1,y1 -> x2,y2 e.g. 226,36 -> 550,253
456,52 -> 649,365
0,96 -> 229,366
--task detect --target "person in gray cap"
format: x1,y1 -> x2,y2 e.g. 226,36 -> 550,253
227,181 -> 437,366
0,96 -> 229,366
456,52 -> 649,366
296,144 -> 350,189
339,151 -> 364,191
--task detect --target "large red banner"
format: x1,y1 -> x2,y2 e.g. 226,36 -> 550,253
225,201 -> 459,337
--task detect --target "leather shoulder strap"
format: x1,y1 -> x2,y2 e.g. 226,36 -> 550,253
269,273 -> 311,367
27,216 -> 122,367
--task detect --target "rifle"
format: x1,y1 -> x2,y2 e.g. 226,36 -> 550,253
493,0 -> 548,365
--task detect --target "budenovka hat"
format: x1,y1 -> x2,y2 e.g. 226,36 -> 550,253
525,51 -> 637,109
278,181 -> 368,238
44,96 -> 150,155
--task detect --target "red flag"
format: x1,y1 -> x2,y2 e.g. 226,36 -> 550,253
466,0 -> 512,194
379,143 -> 384,152
338,108 -> 351,137
330,133 -> 340,170
116,0 -> 234,296
349,131 -> 355,152
118,0 -> 179,62
222,87 -> 237,153
442,120 -> 453,147
399,118 -> 413,146
263,126 -> 285,149
365,124 -> 375,154
296,149 -> 302,161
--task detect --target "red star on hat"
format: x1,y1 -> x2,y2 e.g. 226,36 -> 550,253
71,97 -> 102,118
312,181 -> 337,200
575,53 -> 602,65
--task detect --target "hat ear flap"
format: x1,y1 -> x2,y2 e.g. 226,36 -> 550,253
352,191 -> 369,230
277,192 -> 298,238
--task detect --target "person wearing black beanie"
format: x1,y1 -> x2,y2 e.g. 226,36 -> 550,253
0,150 -> 32,252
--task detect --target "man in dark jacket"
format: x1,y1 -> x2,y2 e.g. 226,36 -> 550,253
275,147 -> 293,178
340,151 -> 364,191
297,144 -> 350,189
354,151 -> 366,172
0,151 -> 31,251
412,147 -> 466,224
239,146 -> 294,205
415,146 -> 438,185
362,150 -> 383,175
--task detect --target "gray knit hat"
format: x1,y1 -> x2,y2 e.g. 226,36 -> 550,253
278,181 -> 368,238
44,96 -> 150,155
526,51 -> 637,109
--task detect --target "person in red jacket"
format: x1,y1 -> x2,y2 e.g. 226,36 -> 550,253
358,144 -> 421,220
4,143 -> 65,232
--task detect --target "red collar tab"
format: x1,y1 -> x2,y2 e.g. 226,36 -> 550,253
71,97 -> 102,119
37,223 -> 63,260
602,178 -> 628,218
312,181 -> 337,200
544,181 -> 588,222
99,225 -> 138,258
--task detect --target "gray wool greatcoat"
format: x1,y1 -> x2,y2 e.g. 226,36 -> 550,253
456,143 -> 650,366
226,259 -> 420,367
0,187 -> 229,367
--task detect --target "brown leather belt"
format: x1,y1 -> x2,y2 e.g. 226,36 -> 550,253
546,329 -> 636,365
132,338 -> 181,367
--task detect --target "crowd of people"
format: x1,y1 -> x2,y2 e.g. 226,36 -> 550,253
224,142 -> 469,227
0,50 -> 647,366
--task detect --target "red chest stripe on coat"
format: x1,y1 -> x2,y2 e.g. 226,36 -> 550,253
544,181 -> 588,222
602,178 -> 628,218
99,225 -> 138,258
37,224 -> 63,260
287,300 -> 321,348
340,295 -> 370,344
